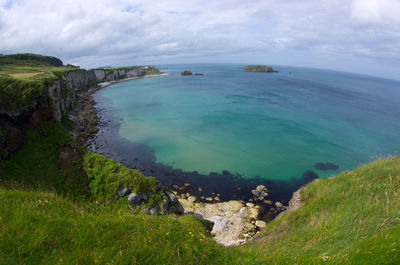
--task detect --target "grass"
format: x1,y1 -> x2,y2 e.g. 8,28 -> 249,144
0,122 -> 244,264
0,121 -> 164,203
144,66 -> 162,76
9,72 -> 45,78
0,188 -> 243,265
240,156 -> 400,264
0,121 -> 89,198
84,152 -> 158,203
0,55 -> 78,110
1,120 -> 399,264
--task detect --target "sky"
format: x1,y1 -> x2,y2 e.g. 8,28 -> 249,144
0,0 -> 400,80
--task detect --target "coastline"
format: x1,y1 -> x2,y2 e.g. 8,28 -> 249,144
97,73 -> 169,89
70,71 -> 305,245
69,73 -> 168,147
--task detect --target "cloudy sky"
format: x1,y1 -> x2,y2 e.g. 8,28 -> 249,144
1,0 -> 400,80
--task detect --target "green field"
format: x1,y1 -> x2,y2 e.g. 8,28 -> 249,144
0,54 -> 78,110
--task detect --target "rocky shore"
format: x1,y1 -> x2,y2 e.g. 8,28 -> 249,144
70,74 -> 167,147
175,185 -> 292,246
69,73 -> 296,246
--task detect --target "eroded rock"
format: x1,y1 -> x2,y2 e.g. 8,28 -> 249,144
178,197 -> 265,246
251,185 -> 269,202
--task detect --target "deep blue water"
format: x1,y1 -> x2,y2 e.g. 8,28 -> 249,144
92,64 -> 400,200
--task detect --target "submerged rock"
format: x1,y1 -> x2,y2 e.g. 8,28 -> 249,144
315,162 -> 339,171
302,170 -> 319,181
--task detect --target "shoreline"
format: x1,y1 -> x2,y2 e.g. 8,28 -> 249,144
97,73 -> 169,89
69,73 -> 168,147
69,71 -> 305,245
71,70 -> 311,205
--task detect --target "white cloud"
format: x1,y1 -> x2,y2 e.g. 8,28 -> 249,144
0,0 -> 399,79
350,0 -> 400,28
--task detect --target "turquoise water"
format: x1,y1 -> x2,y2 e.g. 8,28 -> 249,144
96,64 -> 400,182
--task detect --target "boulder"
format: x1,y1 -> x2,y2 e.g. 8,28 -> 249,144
263,200 -> 273,205
251,185 -> 269,202
117,186 -> 132,198
188,196 -> 197,203
147,204 -> 160,215
166,191 -> 178,203
255,220 -> 267,228
127,193 -> 140,207
256,185 -> 268,192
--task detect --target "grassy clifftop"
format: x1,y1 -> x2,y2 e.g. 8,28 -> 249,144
0,53 -> 160,111
241,156 -> 400,264
0,119 -> 399,264
0,54 -> 77,110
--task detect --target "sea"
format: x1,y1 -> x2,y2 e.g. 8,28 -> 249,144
91,64 -> 400,202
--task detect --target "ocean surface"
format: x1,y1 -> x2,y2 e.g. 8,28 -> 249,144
92,64 -> 400,201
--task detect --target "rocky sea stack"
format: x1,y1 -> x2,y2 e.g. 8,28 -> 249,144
181,70 -> 193,75
244,65 -> 278,72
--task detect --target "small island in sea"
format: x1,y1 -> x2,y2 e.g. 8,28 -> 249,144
244,65 -> 278,73
181,70 -> 193,75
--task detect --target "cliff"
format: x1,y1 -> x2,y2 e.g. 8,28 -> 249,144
0,58 -> 148,160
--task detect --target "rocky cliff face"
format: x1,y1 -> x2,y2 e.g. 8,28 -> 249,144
0,67 -> 146,161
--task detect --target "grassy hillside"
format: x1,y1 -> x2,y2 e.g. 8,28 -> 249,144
0,121 -> 160,202
0,119 -> 399,264
0,188 -> 240,265
0,54 -> 77,110
0,121 -> 242,264
240,156 -> 400,264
